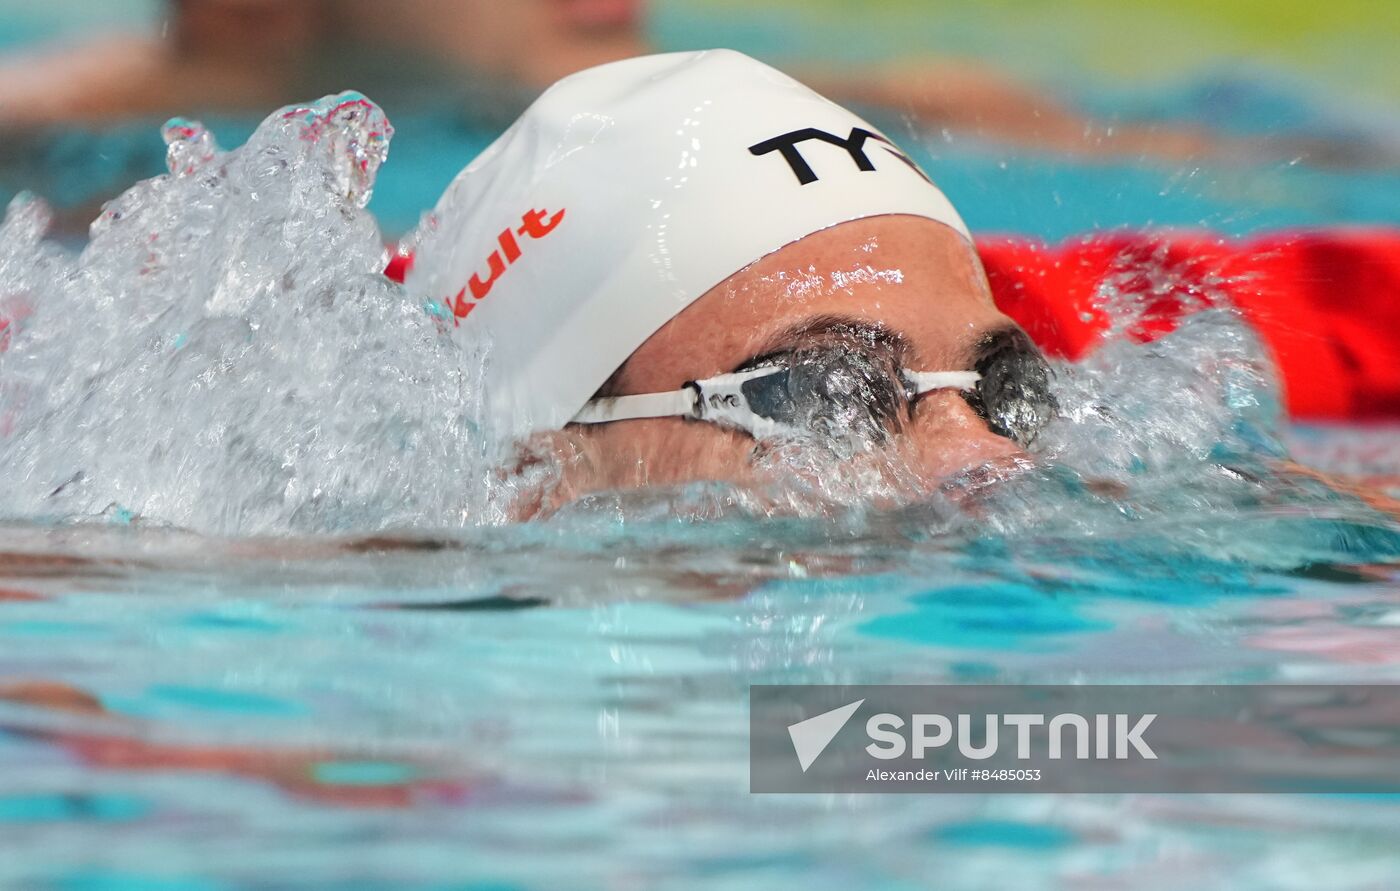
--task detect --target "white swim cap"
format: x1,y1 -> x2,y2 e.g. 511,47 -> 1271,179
407,49 -> 970,438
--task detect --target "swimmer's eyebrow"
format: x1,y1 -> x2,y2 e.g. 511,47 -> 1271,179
737,315 -> 910,371
737,317 -> 1037,372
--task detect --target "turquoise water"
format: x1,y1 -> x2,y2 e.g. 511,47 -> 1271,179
2,440 -> 1400,888
6,90 -> 1400,240
3,8 -> 1400,891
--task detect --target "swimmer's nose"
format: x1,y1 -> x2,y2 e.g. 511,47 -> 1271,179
904,390 -> 1028,478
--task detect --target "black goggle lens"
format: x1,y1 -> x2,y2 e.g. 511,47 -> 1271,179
964,329 -> 1057,447
739,349 -> 906,444
733,330 -> 1056,448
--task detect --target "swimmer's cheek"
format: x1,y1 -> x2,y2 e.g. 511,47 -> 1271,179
511,401 -> 1025,520
506,422 -> 757,519
903,391 -> 1027,481
583,419 -> 756,491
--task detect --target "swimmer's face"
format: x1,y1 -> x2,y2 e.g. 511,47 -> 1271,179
523,215 -> 1049,513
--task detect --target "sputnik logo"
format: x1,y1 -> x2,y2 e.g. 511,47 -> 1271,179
787,699 -> 864,772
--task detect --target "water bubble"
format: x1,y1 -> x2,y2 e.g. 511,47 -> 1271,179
161,117 -> 222,178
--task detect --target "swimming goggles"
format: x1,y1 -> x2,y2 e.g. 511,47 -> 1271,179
571,363 -> 979,439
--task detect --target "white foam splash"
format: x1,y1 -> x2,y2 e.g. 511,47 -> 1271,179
0,93 -> 503,534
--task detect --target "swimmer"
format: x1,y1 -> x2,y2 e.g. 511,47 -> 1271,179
406,50 -> 1057,515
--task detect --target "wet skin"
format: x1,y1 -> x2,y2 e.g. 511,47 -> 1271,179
519,214 -> 1034,515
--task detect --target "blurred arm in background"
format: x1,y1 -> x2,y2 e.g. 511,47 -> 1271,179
0,0 -> 646,127
0,0 -> 1383,168
0,0 -> 326,127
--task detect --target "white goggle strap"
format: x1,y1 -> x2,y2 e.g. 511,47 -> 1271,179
568,366 -> 784,435
688,367 -> 789,438
569,367 -> 781,435
569,368 -> 982,430
570,386 -> 699,424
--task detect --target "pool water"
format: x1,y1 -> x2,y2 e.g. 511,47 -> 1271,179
2,444 -> 1399,889
2,5 -> 1400,889
7,80 -> 1400,242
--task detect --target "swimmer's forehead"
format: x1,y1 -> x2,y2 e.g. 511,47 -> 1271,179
748,317 -> 1031,371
